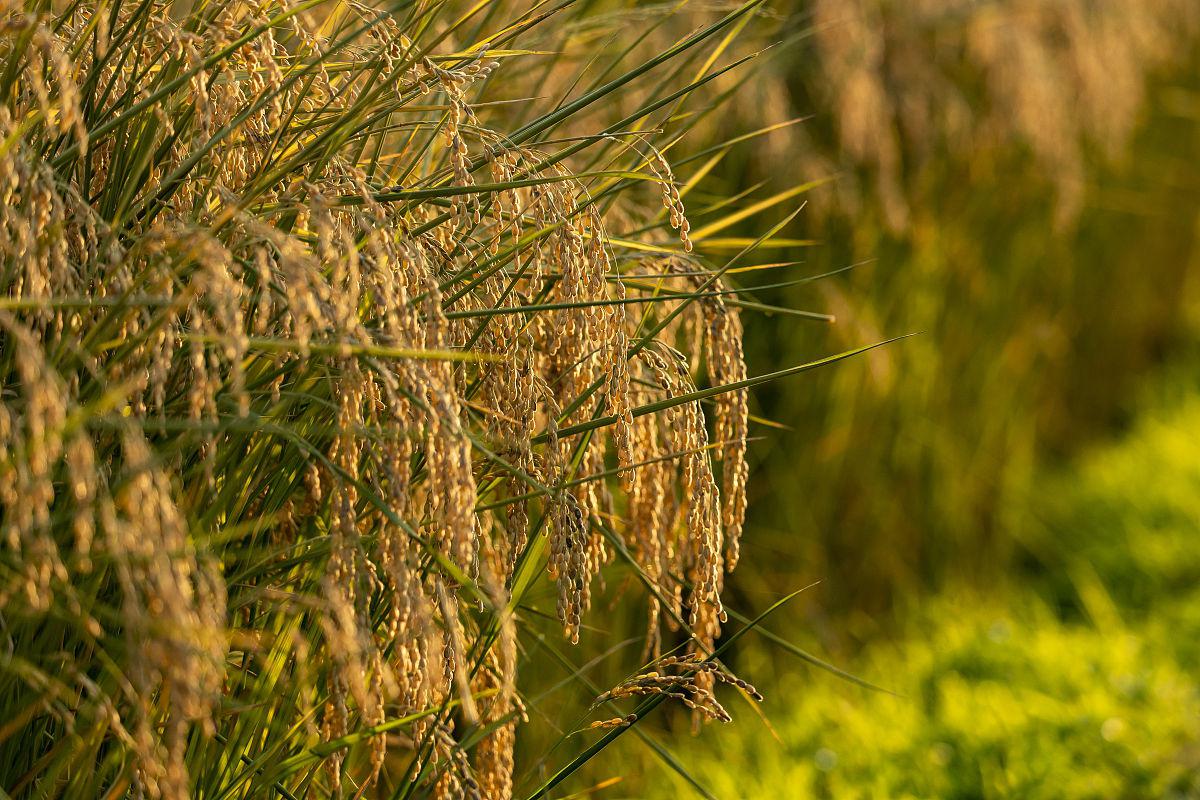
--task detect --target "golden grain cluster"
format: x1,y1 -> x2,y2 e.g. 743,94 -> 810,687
0,1 -> 759,797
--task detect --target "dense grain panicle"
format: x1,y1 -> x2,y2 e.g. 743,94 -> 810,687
0,1 -> 760,796
590,653 -> 763,731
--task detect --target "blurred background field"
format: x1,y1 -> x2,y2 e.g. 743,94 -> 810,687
526,2 -> 1200,797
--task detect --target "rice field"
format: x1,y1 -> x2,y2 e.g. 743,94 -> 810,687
3,2 -> 1200,799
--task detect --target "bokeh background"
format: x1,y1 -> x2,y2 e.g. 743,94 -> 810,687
517,3 -> 1200,797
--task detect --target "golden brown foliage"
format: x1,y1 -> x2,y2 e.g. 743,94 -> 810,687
0,1 -> 757,796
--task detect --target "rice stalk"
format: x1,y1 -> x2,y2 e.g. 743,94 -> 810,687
0,1 -> 855,797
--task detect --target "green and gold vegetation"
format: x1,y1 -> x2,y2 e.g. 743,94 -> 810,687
4,1 -> 1200,798
0,1 -> 815,797
642,376 -> 1200,799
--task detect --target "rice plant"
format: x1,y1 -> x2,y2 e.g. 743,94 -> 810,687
0,0 -> 856,797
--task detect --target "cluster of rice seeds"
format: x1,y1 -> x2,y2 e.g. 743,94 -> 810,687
615,299 -> 753,728
445,142 -> 639,643
305,195 -> 497,781
645,145 -> 694,253
640,343 -> 724,623
0,316 -> 89,610
319,359 -> 380,792
590,654 -> 763,729
431,721 -> 483,800
470,642 -> 526,800
649,258 -> 751,725
379,512 -> 438,722
0,317 -> 227,796
627,408 -> 683,659
664,257 -> 750,571
0,1 -> 761,796
0,143 -> 57,315
108,432 -> 228,800
587,715 -> 635,731
420,53 -> 499,226
489,336 -> 541,576
601,252 -> 753,677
